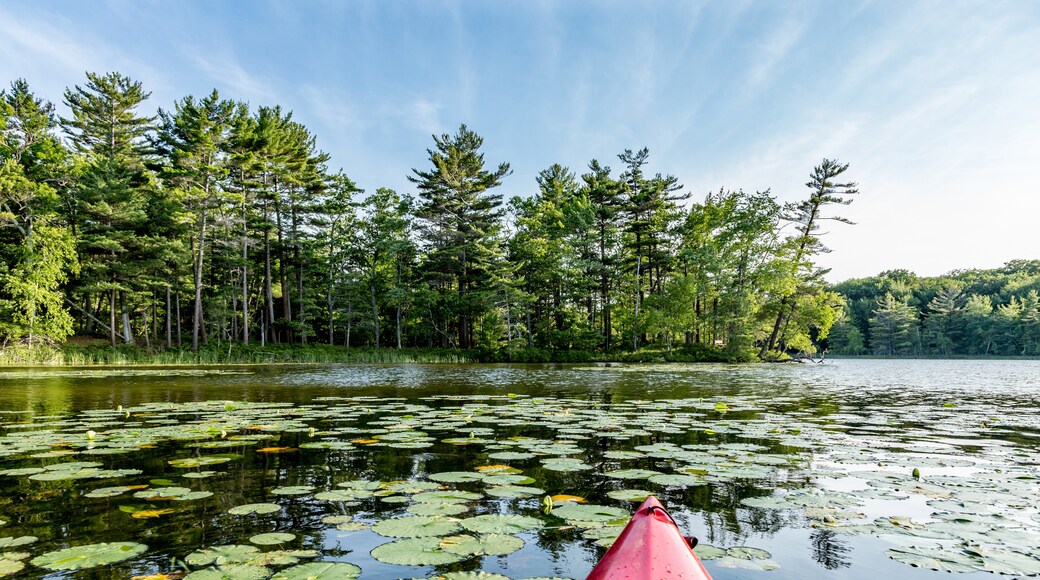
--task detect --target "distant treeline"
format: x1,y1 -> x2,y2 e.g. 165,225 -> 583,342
0,71 -> 883,362
827,262 -> 1040,356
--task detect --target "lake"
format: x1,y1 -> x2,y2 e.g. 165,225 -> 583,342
1,359 -> 1038,578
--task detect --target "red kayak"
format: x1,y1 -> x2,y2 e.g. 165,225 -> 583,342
587,496 -> 712,579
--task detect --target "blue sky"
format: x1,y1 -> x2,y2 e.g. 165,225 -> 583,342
2,0 -> 1038,281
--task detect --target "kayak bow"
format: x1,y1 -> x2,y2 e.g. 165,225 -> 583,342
587,496 -> 712,579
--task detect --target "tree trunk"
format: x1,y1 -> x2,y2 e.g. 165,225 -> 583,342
600,222 -> 611,349
371,279 -> 380,348
327,273 -> 335,345
274,188 -> 291,343
293,196 -> 305,345
193,210 -> 207,353
396,297 -> 402,350
166,286 -> 172,348
142,307 -> 150,349
263,198 -> 276,344
176,291 -> 182,347
120,290 -> 132,344
110,289 -> 117,347
345,302 -> 352,347
242,200 -> 250,345
633,247 -> 642,351
396,261 -> 403,349
85,294 -> 95,335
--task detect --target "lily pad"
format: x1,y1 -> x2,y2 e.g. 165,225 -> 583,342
727,546 -> 772,560
550,503 -> 628,523
186,545 -> 261,566
488,451 -> 536,461
604,469 -> 661,480
0,536 -> 36,548
439,573 -> 511,580
440,534 -> 524,556
885,546 -> 981,573
460,514 -> 543,534
315,490 -> 373,502
606,489 -> 651,502
271,486 -> 314,496
429,471 -> 484,483
0,558 -> 24,577
184,564 -> 271,579
370,537 -> 466,566
648,474 -> 707,487
407,502 -> 470,517
31,542 -> 148,571
271,562 -> 362,579
412,490 -> 482,504
486,485 -> 545,499
228,503 -> 281,515
540,458 -> 592,472
250,532 -> 296,545
694,544 -> 728,560
371,516 -> 463,538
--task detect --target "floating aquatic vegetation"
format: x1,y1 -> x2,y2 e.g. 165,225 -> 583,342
0,536 -> 36,548
227,503 -> 281,515
0,552 -> 28,577
371,515 -> 463,538
270,562 -> 361,579
370,537 -> 466,566
184,564 -> 269,579
30,541 -> 148,571
439,533 -> 524,556
460,514 -> 543,534
1,370 -> 1039,577
249,532 -> 295,545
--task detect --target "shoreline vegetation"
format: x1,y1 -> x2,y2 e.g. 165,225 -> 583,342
0,342 -> 746,366
2,73 -> 1037,363
0,342 -> 1036,367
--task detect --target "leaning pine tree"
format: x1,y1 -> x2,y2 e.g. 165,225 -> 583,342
760,158 -> 859,358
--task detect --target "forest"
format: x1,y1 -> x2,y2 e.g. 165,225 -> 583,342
829,263 -> 1040,357
0,72 -> 1033,363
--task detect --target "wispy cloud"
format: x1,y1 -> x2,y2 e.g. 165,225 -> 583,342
0,8 -> 98,76
405,99 -> 444,136
190,52 -> 278,104
746,15 -> 806,89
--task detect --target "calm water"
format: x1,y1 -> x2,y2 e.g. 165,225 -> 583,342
0,359 -> 1038,578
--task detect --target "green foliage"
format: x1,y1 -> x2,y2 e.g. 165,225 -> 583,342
9,71 -> 1029,362
411,124 -> 509,350
869,293 -> 921,356
1,224 -> 79,343
832,263 -> 1040,357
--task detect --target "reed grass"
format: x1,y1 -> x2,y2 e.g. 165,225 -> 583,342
0,343 -> 477,366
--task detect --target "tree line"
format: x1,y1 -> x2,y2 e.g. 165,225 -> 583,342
827,262 -> 1040,357
1,72 -> 862,361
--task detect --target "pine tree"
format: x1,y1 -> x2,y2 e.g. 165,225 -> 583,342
762,159 -> 858,357
581,160 -> 624,348
923,286 -> 965,355
154,90 -> 242,352
410,124 -> 510,348
869,293 -> 919,355
62,72 -> 155,347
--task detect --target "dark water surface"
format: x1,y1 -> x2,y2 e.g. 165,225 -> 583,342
0,360 -> 1038,579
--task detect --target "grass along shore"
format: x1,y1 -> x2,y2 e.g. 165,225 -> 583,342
0,341 -> 753,366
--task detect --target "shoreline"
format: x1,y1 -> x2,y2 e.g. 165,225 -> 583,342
0,344 -> 1036,368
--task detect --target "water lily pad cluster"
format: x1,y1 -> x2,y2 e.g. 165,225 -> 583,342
0,383 -> 1037,577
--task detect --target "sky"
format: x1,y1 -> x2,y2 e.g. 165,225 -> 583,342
2,0 -> 1038,282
